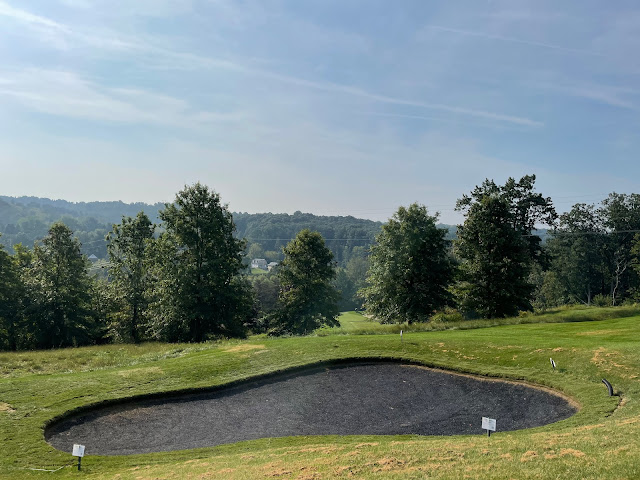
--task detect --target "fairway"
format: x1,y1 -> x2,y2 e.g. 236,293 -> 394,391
0,309 -> 639,479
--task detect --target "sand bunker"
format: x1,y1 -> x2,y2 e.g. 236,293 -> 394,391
46,362 -> 576,455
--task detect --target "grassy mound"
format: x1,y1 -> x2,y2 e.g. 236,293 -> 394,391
0,308 -> 639,479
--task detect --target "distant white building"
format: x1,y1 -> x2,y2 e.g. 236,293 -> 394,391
88,254 -> 99,262
251,258 -> 268,270
267,261 -> 279,271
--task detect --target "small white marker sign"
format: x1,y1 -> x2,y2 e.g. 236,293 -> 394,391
72,444 -> 85,458
550,358 -> 556,370
482,417 -> 496,432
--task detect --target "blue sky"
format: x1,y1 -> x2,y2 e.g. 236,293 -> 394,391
1,0 -> 639,223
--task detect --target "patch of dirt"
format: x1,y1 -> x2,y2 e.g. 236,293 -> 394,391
576,423 -> 605,431
559,448 -> 585,458
0,402 -> 15,413
577,329 -> 621,336
224,344 -> 266,353
520,451 -> 538,462
118,367 -> 163,378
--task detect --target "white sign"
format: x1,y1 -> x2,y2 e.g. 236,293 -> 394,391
72,444 -> 85,457
482,417 -> 496,432
550,358 -> 556,369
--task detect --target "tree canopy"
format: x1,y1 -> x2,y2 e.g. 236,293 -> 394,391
361,203 -> 454,323
149,183 -> 252,342
269,229 -> 340,335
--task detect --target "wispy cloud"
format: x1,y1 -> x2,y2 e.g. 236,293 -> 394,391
423,25 -> 603,56
0,1 -> 69,31
0,68 -> 245,127
0,2 -> 541,128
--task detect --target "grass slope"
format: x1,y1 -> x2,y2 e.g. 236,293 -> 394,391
0,309 -> 639,479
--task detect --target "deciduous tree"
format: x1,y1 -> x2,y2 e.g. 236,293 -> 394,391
361,204 -> 454,323
270,229 -> 340,335
0,236 -> 24,350
150,183 -> 252,341
106,212 -> 155,342
455,196 -> 533,318
26,223 -> 95,348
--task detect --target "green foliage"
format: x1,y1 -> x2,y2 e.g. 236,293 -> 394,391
0,236 -> 24,351
362,204 -> 454,323
23,222 -> 96,348
592,293 -> 612,307
531,269 -> 567,311
234,211 -> 384,267
456,174 -> 556,266
547,203 -> 607,305
600,193 -> 640,304
454,176 -> 556,318
269,229 -> 340,335
106,212 -> 155,343
148,184 -> 252,342
455,195 -> 533,318
247,273 -> 280,332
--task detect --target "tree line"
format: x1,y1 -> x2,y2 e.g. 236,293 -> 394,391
361,175 -> 640,322
0,196 -> 388,268
0,184 -> 340,350
1,177 -> 639,350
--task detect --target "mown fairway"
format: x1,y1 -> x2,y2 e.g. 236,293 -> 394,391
1,309 -> 639,479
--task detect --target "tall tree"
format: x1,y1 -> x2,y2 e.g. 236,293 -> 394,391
26,222 -> 95,348
455,195 -> 534,318
0,236 -> 24,350
547,203 -> 607,305
456,174 -> 556,266
361,204 -> 454,323
599,193 -> 640,304
151,183 -> 251,341
106,212 -> 155,342
455,175 -> 556,317
270,229 -> 340,335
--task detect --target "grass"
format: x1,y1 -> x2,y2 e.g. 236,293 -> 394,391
251,268 -> 269,275
319,305 -> 640,336
0,307 -> 639,478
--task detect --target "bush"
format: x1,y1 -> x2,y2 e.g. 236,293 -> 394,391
592,294 -> 611,307
431,307 -> 464,323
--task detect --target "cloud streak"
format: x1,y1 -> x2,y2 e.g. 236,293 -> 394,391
424,25 -> 603,57
0,68 -> 245,128
0,2 -> 541,128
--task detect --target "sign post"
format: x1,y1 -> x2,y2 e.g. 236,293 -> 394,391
72,444 -> 85,471
482,417 -> 496,437
400,329 -> 403,344
550,358 -> 556,371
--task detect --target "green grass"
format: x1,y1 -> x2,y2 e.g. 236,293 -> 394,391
251,268 -> 268,275
1,308 -> 639,479
320,305 -> 640,336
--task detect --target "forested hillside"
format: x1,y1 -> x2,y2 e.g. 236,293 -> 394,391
0,196 -> 164,258
0,196 -> 415,266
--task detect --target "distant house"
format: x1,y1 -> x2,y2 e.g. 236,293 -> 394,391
88,254 -> 99,262
267,262 -> 279,272
251,258 -> 268,270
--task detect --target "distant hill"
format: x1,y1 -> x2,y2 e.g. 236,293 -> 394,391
0,196 -> 461,265
0,196 -> 164,258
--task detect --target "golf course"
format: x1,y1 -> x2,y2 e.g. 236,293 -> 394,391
1,307 -> 639,479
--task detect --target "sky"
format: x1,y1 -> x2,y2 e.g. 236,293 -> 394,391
1,0 -> 639,224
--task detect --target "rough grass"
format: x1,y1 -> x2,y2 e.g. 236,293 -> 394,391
319,305 -> 640,336
1,308 -> 639,479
